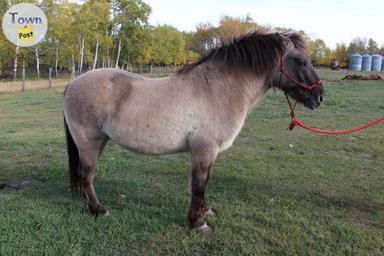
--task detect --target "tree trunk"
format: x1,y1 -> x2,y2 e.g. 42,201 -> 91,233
78,36 -> 85,74
77,39 -> 81,74
106,29 -> 110,68
115,39 -> 122,68
21,61 -> 25,91
35,48 -> 40,80
55,44 -> 59,79
71,54 -> 75,79
13,46 -> 19,81
92,38 -> 99,70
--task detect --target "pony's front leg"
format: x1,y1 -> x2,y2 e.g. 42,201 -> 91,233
201,200 -> 216,216
187,181 -> 216,217
188,145 -> 218,234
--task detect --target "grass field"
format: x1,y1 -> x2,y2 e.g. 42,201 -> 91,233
0,72 -> 383,255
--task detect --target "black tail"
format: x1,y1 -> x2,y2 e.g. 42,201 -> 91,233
64,115 -> 80,195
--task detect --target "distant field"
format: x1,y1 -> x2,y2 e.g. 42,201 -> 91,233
0,67 -> 176,93
316,68 -> 384,81
0,79 -> 70,93
0,74 -> 383,255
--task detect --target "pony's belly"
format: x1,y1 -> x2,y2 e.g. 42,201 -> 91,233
119,135 -> 187,155
105,123 -> 189,155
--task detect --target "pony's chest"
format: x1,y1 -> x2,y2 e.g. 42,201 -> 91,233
218,118 -> 246,152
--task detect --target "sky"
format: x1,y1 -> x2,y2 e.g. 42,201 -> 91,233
144,0 -> 384,49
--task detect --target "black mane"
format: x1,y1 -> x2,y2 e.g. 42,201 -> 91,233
177,30 -> 305,75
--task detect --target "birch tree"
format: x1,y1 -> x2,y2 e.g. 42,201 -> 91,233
92,38 -> 99,70
78,35 -> 85,74
13,46 -> 18,81
115,39 -> 122,68
35,48 -> 40,80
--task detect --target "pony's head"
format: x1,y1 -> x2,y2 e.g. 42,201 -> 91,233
276,32 -> 324,109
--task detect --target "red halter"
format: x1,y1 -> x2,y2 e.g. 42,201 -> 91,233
278,55 -> 322,93
279,56 -> 384,134
278,55 -> 322,130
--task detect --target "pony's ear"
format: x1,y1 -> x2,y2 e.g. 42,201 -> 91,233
277,32 -> 295,56
283,40 -> 295,56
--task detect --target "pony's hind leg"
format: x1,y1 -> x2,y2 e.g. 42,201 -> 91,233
188,143 -> 218,233
78,136 -> 108,216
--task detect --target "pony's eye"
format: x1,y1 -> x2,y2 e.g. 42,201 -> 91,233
296,59 -> 307,66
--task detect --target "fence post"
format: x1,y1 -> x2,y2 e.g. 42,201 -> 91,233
48,68 -> 52,89
21,61 -> 25,92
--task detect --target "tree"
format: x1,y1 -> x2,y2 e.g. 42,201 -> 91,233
0,0 -> 14,77
77,0 -> 111,70
366,38 -> 379,54
191,15 -> 260,56
135,26 -> 154,65
152,25 -> 187,65
379,46 -> 384,56
348,37 -> 367,55
37,0 -> 82,76
334,43 -> 348,67
216,15 -> 258,44
192,22 -> 217,55
112,0 -> 152,66
310,39 -> 328,65
323,47 -> 334,66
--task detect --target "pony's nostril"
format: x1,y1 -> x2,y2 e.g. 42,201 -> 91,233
318,95 -> 324,103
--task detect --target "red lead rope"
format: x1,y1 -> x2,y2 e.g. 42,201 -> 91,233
293,117 -> 384,135
285,93 -> 384,135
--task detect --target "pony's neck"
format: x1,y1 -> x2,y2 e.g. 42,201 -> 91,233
209,61 -> 271,110
177,60 -> 272,113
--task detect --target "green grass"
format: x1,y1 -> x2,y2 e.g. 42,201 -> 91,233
0,76 -> 383,255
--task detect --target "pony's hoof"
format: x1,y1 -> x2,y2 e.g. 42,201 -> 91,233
89,204 -> 109,217
204,208 -> 216,217
195,222 -> 213,234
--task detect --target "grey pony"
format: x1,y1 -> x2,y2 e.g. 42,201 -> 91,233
64,31 -> 324,233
